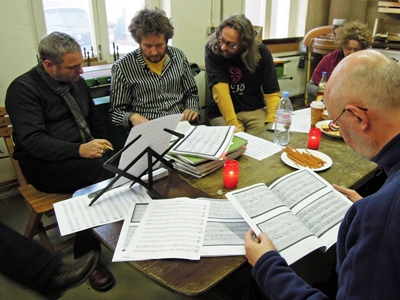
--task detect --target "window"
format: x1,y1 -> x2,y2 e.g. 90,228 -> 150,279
35,0 -> 147,63
104,0 -> 144,55
245,0 -> 308,39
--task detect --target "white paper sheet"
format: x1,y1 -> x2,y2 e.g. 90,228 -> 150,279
200,198 -> 249,257
54,184 -> 152,236
125,198 -> 210,261
170,126 -> 235,160
270,108 -> 311,133
113,198 -> 248,261
290,108 -> 312,133
115,114 -> 182,186
234,132 -> 282,161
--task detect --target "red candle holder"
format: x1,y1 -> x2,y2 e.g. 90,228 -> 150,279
308,128 -> 321,150
223,160 -> 239,189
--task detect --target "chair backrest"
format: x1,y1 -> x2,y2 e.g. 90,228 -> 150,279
0,106 -> 28,187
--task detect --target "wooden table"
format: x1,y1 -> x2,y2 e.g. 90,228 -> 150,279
92,127 -> 379,297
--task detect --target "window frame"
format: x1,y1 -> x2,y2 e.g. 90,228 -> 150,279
245,0 -> 308,39
31,0 -> 160,64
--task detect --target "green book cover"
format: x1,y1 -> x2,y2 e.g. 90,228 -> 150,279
174,135 -> 247,166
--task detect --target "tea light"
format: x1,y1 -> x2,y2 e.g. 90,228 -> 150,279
308,128 -> 321,150
223,160 -> 239,189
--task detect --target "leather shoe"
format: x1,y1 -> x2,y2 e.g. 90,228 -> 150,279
39,250 -> 100,299
89,264 -> 115,291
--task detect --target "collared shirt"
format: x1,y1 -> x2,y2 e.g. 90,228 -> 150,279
109,46 -> 200,130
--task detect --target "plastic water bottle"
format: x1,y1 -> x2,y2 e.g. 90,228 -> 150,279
273,91 -> 293,146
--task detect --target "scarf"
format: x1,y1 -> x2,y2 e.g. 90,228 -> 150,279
36,61 -> 93,143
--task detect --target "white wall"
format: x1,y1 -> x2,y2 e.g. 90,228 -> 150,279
0,0 -> 38,106
0,0 -> 39,182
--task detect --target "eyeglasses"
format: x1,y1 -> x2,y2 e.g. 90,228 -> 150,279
217,35 -> 240,50
328,106 -> 368,131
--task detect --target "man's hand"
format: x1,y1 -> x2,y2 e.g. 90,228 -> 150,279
333,184 -> 363,203
181,109 -> 199,122
79,139 -> 113,158
130,113 -> 149,126
244,229 -> 277,267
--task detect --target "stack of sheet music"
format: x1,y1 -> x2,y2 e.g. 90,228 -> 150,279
167,126 -> 247,178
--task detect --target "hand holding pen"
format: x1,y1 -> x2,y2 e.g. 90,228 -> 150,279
78,139 -> 113,158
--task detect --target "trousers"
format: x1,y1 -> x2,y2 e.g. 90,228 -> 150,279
19,156 -> 114,194
210,108 -> 266,131
0,221 -> 61,291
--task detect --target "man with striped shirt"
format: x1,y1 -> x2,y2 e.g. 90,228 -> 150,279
109,8 -> 201,130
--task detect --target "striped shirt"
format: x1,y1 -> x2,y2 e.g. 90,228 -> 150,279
109,46 -> 200,130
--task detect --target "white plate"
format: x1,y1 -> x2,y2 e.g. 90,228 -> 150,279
281,149 -> 333,172
315,120 -> 342,139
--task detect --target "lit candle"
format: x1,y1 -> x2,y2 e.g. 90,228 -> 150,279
223,160 -> 239,189
308,128 -> 322,150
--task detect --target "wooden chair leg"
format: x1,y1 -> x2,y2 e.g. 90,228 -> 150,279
36,221 -> 55,251
24,207 -> 43,239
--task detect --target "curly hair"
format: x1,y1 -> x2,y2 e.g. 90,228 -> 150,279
208,14 -> 261,73
38,31 -> 81,64
336,20 -> 372,50
128,8 -> 174,43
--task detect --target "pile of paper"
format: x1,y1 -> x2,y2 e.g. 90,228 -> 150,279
167,125 -> 247,178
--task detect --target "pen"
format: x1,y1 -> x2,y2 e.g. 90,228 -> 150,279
103,144 -> 114,151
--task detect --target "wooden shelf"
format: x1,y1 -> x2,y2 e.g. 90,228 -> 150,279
378,1 -> 400,14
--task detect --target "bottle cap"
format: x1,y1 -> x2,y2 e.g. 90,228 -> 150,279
322,71 -> 327,76
282,91 -> 290,98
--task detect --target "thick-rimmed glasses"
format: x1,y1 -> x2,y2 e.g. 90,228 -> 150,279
217,35 -> 240,50
328,106 -> 368,131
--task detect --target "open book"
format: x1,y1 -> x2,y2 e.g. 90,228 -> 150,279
226,169 -> 352,265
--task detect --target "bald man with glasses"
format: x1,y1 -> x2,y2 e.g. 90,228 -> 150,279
244,50 -> 400,299
205,14 -> 280,132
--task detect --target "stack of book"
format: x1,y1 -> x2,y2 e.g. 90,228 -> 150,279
167,135 -> 247,178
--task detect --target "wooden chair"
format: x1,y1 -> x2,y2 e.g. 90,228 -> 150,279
0,106 -> 74,252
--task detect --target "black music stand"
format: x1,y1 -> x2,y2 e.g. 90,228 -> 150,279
88,128 -> 183,206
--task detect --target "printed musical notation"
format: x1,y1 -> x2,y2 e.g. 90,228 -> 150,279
123,198 -> 211,261
226,169 -> 353,265
54,184 -> 152,236
113,198 -> 249,261
170,126 -> 235,160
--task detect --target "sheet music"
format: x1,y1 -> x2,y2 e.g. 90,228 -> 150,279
170,126 -> 235,160
226,169 -> 352,265
115,114 -> 182,186
125,198 -> 210,260
54,185 -> 152,236
200,199 -> 249,257
113,198 -> 247,261
234,132 -> 282,160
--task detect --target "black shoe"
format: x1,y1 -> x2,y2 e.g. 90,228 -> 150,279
89,264 -> 115,292
39,250 -> 100,299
